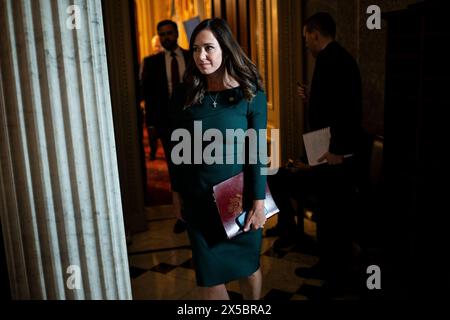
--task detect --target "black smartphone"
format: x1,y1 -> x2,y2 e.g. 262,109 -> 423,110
236,211 -> 247,229
236,208 -> 269,229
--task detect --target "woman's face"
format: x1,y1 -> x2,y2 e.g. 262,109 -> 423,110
192,29 -> 223,76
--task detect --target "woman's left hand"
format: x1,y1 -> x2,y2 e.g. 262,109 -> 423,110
244,200 -> 266,232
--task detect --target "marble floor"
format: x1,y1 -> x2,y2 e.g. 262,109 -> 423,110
127,204 -> 366,301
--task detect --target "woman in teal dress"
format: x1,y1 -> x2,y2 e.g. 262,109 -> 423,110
169,18 -> 268,300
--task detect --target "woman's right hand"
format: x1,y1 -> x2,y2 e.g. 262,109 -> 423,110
243,200 -> 266,232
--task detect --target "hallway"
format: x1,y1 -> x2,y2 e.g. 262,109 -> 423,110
1,0 -> 446,301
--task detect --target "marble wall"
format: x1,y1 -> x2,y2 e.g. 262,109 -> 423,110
303,0 -> 419,135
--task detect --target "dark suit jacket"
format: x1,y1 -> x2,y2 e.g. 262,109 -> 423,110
308,41 -> 362,156
140,48 -> 190,131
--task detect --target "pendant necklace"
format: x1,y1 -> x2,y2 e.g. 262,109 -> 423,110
209,92 -> 220,108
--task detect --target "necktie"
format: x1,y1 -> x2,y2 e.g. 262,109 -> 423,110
171,51 -> 180,87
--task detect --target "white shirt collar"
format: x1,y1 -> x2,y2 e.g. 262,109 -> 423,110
165,46 -> 182,57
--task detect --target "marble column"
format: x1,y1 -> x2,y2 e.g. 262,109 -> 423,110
0,0 -> 132,299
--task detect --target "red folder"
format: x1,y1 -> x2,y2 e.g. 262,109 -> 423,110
213,172 -> 279,239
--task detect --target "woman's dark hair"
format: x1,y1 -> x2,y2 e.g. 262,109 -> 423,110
183,18 -> 263,106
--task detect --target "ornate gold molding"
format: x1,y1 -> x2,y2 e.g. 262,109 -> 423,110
252,0 -> 281,161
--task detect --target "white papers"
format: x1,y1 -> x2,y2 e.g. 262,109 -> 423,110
302,127 -> 352,166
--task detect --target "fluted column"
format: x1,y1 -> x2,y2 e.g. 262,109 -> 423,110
0,0 -> 131,299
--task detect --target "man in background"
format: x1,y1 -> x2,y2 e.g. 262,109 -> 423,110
297,12 -> 363,298
268,12 -> 364,299
140,20 -> 190,233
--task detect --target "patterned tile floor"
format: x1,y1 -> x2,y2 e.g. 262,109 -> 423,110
127,205 -> 364,301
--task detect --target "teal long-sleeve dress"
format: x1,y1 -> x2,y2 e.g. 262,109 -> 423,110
169,86 -> 267,287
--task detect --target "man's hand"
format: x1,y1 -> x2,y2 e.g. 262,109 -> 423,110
243,200 -> 266,232
297,82 -> 309,102
286,159 -> 309,173
318,152 -> 344,165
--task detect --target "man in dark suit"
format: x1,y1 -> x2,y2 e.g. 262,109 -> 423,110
297,12 -> 364,297
140,20 -> 190,233
268,12 -> 364,299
